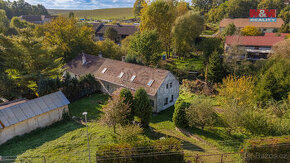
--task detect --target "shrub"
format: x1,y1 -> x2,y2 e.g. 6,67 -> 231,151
185,98 -> 217,130
218,75 -> 256,107
243,136 -> 290,163
222,23 -> 236,36
117,125 -> 143,143
173,99 -> 190,128
134,88 -> 152,128
96,39 -> 123,60
241,26 -> 262,36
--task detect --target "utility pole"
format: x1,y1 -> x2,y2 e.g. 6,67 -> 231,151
82,112 -> 91,163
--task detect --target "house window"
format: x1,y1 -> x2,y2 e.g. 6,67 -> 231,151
147,80 -> 154,87
166,84 -> 169,89
170,82 -> 172,88
164,98 -> 168,106
130,75 -> 136,82
101,68 -> 107,73
118,72 -> 124,78
106,84 -> 110,91
150,100 -> 155,107
170,95 -> 174,102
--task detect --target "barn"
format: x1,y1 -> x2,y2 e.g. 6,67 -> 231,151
0,91 -> 70,145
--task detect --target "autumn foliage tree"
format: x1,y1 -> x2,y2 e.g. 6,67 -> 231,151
140,0 -> 176,58
101,96 -> 131,133
241,26 -> 262,36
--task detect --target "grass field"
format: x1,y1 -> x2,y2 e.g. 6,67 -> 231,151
48,8 -> 134,20
0,93 -> 244,162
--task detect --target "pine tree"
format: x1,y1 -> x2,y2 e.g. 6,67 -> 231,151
120,88 -> 134,122
134,88 -> 152,128
208,50 -> 227,83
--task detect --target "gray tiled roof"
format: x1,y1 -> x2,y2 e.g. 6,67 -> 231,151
0,91 -> 70,129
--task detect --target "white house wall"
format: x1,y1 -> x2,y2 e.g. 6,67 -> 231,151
156,73 -> 179,112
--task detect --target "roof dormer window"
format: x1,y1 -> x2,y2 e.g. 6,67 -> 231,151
118,72 -> 124,78
101,68 -> 107,73
130,75 -> 136,82
147,80 -> 154,87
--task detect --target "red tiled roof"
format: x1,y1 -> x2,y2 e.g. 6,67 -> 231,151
220,18 -> 284,28
264,33 -> 290,37
225,36 -> 285,46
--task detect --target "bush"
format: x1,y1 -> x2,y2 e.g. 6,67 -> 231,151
173,99 -> 190,128
241,26 -> 262,36
185,98 -> 217,130
243,136 -> 290,163
96,39 -> 123,60
117,125 -> 144,143
96,137 -> 184,163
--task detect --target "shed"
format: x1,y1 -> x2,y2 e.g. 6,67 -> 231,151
0,91 -> 70,145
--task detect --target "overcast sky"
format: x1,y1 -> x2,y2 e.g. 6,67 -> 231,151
14,0 -> 191,10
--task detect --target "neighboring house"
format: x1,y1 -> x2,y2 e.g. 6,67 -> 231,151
219,18 -> 284,33
225,35 -> 285,60
65,54 -> 179,113
20,15 -> 57,24
91,23 -> 138,43
0,91 -> 70,145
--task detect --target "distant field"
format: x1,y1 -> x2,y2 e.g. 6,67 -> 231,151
48,8 -> 134,20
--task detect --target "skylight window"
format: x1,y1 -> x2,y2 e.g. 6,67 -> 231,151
118,72 -> 124,78
130,75 -> 136,82
147,80 -> 154,87
101,68 -> 107,73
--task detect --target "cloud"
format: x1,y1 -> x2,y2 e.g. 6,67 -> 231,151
16,0 -> 136,10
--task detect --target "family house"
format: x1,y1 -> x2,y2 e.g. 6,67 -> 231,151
65,54 -> 179,113
225,35 -> 285,60
219,18 -> 284,33
20,15 -> 57,24
0,91 -> 70,145
91,23 -> 138,43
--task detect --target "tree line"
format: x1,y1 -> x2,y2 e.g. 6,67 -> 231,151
0,0 -> 48,19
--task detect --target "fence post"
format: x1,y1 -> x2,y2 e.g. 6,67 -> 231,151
220,154 -> 224,163
43,156 -> 46,163
195,154 -> 199,163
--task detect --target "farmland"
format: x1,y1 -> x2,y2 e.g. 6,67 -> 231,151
48,8 -> 134,20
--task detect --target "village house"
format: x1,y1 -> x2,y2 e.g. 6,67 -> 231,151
91,23 -> 138,43
65,54 -> 179,113
20,15 -> 57,24
219,18 -> 284,33
224,35 -> 286,60
0,91 -> 70,145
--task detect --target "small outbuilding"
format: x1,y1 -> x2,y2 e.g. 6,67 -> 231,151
0,91 -> 70,145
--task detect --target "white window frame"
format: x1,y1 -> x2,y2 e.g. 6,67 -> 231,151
118,72 -> 124,78
130,75 -> 136,82
101,68 -> 107,73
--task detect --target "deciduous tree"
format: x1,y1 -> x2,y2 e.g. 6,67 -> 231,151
104,27 -> 118,42
128,30 -> 162,65
140,0 -> 176,58
101,96 -> 131,133
241,26 -> 262,36
172,11 -> 204,58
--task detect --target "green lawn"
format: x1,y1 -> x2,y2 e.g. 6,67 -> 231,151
0,93 -> 244,162
69,94 -> 109,120
166,57 -> 204,72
